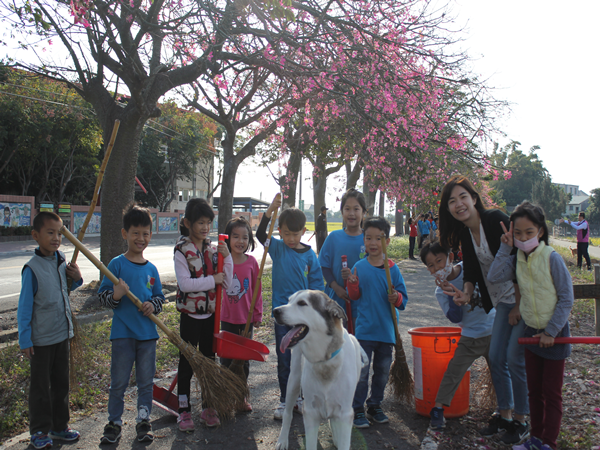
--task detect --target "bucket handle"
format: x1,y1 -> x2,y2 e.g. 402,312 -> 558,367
434,337 -> 452,354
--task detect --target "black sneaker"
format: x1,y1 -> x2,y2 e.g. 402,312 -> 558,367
136,420 -> 154,443
500,420 -> 530,445
479,413 -> 511,437
100,422 -> 121,444
353,410 -> 370,428
366,406 -> 389,424
429,407 -> 446,430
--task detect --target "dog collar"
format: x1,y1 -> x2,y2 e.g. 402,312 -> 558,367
328,348 -> 342,361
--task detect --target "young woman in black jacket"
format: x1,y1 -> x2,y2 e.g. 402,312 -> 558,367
438,175 -> 530,446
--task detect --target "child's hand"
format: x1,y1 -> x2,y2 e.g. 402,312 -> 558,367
341,266 -> 351,280
213,273 -> 224,285
22,347 -> 34,359
388,289 -> 398,304
348,267 -> 358,284
253,320 -> 261,329
332,283 -> 350,302
534,332 -> 555,348
267,193 -> 282,217
217,240 -> 230,258
500,221 -> 514,247
66,262 -> 82,282
140,301 -> 154,317
442,284 -> 470,305
508,304 -> 521,325
113,278 -> 129,300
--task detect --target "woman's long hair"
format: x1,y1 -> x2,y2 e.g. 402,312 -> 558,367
439,175 -> 487,250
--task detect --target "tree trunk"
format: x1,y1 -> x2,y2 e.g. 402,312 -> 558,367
378,190 -> 385,217
363,171 -> 377,217
280,150 -> 302,207
312,166 -> 327,228
100,119 -> 145,266
217,134 -> 244,234
395,200 -> 404,236
345,160 -> 363,191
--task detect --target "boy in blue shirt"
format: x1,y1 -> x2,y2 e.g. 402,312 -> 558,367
18,212 -> 83,449
256,193 -> 324,420
98,204 -> 165,444
347,217 -> 408,428
420,239 -> 495,430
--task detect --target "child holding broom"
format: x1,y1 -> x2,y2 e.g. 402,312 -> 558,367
419,239 -> 495,430
220,216 -> 263,412
318,188 -> 368,332
174,198 -> 233,430
346,216 -> 408,429
486,202 -> 573,450
98,203 -> 165,444
18,212 -> 83,449
257,193 -> 324,420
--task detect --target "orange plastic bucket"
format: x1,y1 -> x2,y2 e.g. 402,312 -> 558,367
407,326 -> 470,418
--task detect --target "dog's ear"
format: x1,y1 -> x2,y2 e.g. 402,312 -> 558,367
325,297 -> 347,321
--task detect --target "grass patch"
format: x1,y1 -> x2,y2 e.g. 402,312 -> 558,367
304,222 -> 345,232
387,235 -> 410,261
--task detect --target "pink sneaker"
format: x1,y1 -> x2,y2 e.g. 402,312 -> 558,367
177,411 -> 195,432
199,408 -> 220,427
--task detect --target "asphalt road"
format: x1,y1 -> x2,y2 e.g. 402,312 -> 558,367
0,233 -> 277,314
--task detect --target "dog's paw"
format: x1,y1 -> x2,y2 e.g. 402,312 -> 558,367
275,440 -> 289,450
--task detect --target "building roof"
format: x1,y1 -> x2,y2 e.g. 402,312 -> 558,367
569,195 -> 590,205
212,197 -> 270,211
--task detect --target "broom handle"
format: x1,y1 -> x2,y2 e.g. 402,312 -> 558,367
68,120 -> 120,270
380,235 -> 401,342
213,234 -> 228,340
242,202 -> 279,338
60,226 -> 172,336
519,337 -> 600,345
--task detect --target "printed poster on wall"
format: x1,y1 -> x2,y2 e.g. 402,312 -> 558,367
1,203 -> 32,227
73,212 -> 101,234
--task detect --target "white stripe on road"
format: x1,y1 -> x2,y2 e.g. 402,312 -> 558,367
0,293 -> 18,299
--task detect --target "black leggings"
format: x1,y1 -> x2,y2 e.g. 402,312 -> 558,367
177,313 -> 215,412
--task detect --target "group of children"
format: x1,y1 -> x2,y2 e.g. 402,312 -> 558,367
18,184 -> 573,450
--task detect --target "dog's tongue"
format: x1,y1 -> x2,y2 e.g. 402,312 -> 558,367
280,326 -> 304,353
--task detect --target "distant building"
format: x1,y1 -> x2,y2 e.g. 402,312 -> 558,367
554,183 -> 590,216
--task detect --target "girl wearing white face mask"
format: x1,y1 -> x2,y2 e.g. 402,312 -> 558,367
488,202 -> 573,450
438,175 -> 529,445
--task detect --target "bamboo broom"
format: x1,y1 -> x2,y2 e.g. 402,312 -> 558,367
228,202 -> 280,381
60,226 -> 248,419
380,235 -> 414,404
67,119 -> 120,389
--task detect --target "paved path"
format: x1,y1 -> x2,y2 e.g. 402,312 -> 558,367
550,237 -> 600,259
0,257 -> 446,450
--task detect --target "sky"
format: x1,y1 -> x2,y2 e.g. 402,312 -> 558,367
231,0 -> 600,211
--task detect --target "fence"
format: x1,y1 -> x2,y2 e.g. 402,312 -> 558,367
573,264 -> 600,336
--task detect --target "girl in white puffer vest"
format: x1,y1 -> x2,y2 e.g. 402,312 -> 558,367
488,201 -> 573,450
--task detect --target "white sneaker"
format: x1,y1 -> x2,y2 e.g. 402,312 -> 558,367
274,402 -> 286,420
294,397 -> 303,415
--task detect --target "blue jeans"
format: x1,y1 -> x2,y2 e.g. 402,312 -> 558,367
108,338 -> 156,425
353,340 -> 393,410
275,323 -> 293,402
488,302 -> 529,415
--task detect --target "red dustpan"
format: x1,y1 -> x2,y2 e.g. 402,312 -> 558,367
152,374 -> 179,416
212,234 -> 270,362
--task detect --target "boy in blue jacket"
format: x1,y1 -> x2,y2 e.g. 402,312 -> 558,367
256,193 -> 324,420
347,216 -> 408,428
18,212 -> 83,449
420,239 -> 495,430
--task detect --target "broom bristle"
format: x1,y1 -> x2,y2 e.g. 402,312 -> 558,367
69,316 -> 85,390
390,339 -> 414,404
166,331 -> 248,418
228,359 -> 248,383
472,362 -> 496,409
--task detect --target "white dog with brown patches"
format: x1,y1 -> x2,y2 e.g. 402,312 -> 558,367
273,290 -> 366,450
